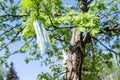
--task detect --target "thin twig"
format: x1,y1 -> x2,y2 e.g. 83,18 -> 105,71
98,34 -> 105,40
0,17 -> 12,23
0,2 -> 8,14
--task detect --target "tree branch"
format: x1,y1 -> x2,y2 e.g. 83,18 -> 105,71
0,27 -> 24,51
92,37 -> 118,54
0,14 -> 30,18
0,24 -> 21,37
3,38 -> 33,59
87,0 -> 93,5
0,17 -> 12,23
0,2 -> 8,14
47,15 -> 57,28
99,23 -> 120,34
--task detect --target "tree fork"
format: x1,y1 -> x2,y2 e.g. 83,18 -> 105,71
66,0 -> 89,80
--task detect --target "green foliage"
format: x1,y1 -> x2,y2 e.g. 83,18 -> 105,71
117,0 -> 120,2
82,52 -> 113,80
20,0 -> 63,39
99,64 -> 120,80
73,12 -> 100,36
22,19 -> 35,38
21,0 -> 100,38
57,9 -> 100,36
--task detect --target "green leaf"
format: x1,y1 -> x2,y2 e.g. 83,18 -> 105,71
117,0 -> 120,2
111,3 -> 118,11
91,28 -> 100,36
77,27 -> 85,32
24,57 -> 33,64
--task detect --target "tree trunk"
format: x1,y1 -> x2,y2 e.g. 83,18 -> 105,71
66,0 -> 89,80
67,29 -> 85,80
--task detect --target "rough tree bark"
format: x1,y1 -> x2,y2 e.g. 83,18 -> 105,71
66,0 -> 90,80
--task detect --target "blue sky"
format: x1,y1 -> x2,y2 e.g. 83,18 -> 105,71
6,0 -> 77,80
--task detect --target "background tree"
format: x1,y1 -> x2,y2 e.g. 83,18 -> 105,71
6,62 -> 19,80
0,0 -> 120,80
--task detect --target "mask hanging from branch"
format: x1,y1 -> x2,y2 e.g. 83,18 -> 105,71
33,21 -> 52,54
